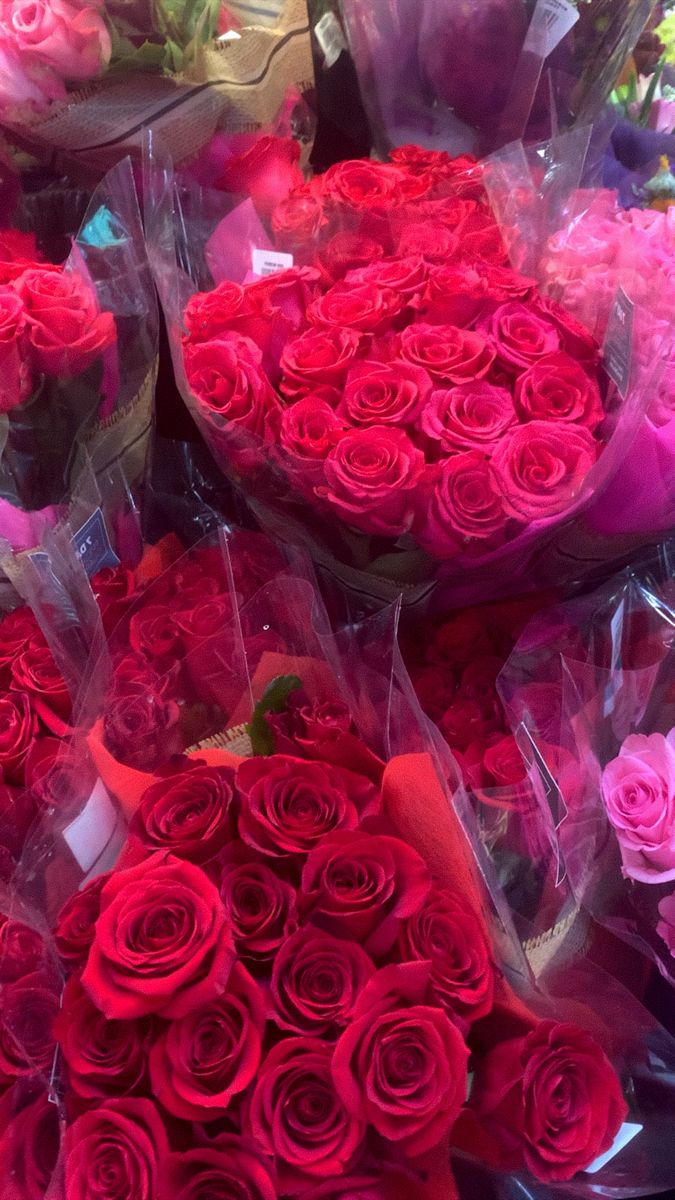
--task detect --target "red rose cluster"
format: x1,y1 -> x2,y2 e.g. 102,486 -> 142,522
54,692 -> 493,1199
183,147 -> 607,560
0,229 -> 116,413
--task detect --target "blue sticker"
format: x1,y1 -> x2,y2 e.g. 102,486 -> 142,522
72,508 -> 119,578
79,206 -> 127,249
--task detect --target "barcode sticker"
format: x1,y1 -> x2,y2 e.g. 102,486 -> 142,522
585,1123 -> 642,1174
72,507 -> 120,578
63,778 -> 118,872
603,287 -> 635,399
252,247 -> 294,277
315,11 -> 347,68
528,0 -> 579,56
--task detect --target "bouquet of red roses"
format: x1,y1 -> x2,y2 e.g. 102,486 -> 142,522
0,159 -> 157,552
5,533 -> 675,1199
148,142 -> 643,613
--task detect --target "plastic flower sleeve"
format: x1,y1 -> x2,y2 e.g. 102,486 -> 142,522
0,159 -> 158,554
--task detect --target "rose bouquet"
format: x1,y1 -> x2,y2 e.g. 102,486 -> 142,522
499,541 -> 675,986
6,538 -> 675,1199
0,159 -> 157,551
148,143 -> 643,614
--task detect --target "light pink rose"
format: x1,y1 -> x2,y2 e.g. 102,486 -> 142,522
0,37 -> 65,109
601,731 -> 675,883
6,0 -> 110,80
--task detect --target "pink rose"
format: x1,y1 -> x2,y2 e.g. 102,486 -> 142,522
416,452 -> 506,557
399,322 -> 495,384
345,256 -> 429,300
514,353 -> 604,431
332,962 -> 468,1156
7,0 -> 111,80
479,302 -> 560,372
279,396 -> 345,461
16,266 -> 116,377
420,381 -> 516,453
319,426 -> 425,536
0,286 -> 30,413
281,326 -> 361,398
491,421 -> 597,521
601,731 -> 675,883
338,359 -> 432,428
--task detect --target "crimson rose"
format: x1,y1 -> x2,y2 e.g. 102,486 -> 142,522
270,927 -> 374,1036
162,1138 -> 277,1200
56,976 -> 149,1101
128,765 -> 237,866
0,1082 -> 60,1200
319,425 -> 425,537
220,849 -> 298,963
65,1097 -> 169,1200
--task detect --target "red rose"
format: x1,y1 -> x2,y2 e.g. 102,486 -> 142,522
103,674 -> 182,770
10,643 -> 71,734
303,1170 -> 440,1200
400,322 -> 495,384
0,608 -> 42,678
91,564 -> 135,634
398,886 -> 494,1023
270,927 -> 374,1036
472,259 -> 536,303
411,665 -> 456,721
514,352 -> 604,431
321,159 -> 404,210
280,396 -> 345,462
0,691 -> 37,784
81,852 -> 235,1019
439,698 -> 500,753
458,656 -> 503,711
0,972 -> 58,1085
162,1137 -> 276,1200
0,918 -> 45,984
492,420 -> 597,520
0,285 -> 30,413
333,962 -> 468,1156
345,255 -> 429,300
0,1082 -> 60,1200
280,326 -> 361,398
248,1037 -> 365,1189
184,332 -> 280,436
149,961 -> 264,1120
301,830 -> 431,956
65,1097 -> 169,1200
0,229 -> 48,282
220,847 -> 298,964
268,693 -> 353,757
128,765 -> 236,867
184,281 -> 261,345
396,222 -> 459,261
237,754 -> 380,860
16,267 -> 116,377
338,359 -> 432,428
56,976 -> 150,1101
479,302 -> 560,372
272,191 -> 326,251
483,734 -> 529,786
54,872 -> 110,968
0,781 -> 36,864
307,283 -> 404,334
319,426 -> 425,536
428,611 -> 494,668
455,211 -> 507,264
466,1021 -> 627,1181
421,262 -> 488,327
128,603 -> 179,660
420,382 -> 516,454
218,135 -> 303,220
417,452 -> 507,557
318,233 -> 384,282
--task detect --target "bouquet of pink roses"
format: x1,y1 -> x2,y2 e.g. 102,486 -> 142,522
147,143 -> 648,613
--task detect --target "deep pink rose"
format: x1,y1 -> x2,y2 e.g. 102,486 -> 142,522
479,302 -> 560,372
0,972 -> 58,1086
533,295 -> 601,365
399,322 -> 495,384
280,326 -> 361,398
65,1098 -> 169,1200
54,872 -> 109,968
482,734 -> 529,786
466,1021 -> 627,1182
128,765 -> 237,866
396,222 -> 459,260
0,285 -> 30,413
248,1037 -> 365,1189
272,191 -> 326,251
514,353 -> 604,431
421,262 -> 488,327
416,452 -> 506,557
398,886 -> 494,1023
318,233 -> 384,283
162,1137 -> 276,1200
149,961 -> 265,1120
279,396 -> 345,461
301,830 -> 431,956
601,731 -> 675,883
333,962 -> 468,1156
319,425 -> 425,536
420,381 -> 516,453
184,332 -> 280,436
345,255 -> 429,300
0,1081 -> 60,1200
270,927 -> 374,1036
16,267 -> 116,377
218,135 -> 303,220
81,852 -> 235,1020
236,754 -> 380,859
307,283 -> 404,334
55,976 -> 150,1101
220,847 -> 298,963
491,421 -> 597,521
338,359 -> 432,428
320,159 -> 404,210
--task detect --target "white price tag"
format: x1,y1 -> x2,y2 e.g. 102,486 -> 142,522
527,0 -> 579,57
251,247 -> 294,278
315,11 -> 347,68
585,1123 -> 643,1175
63,778 -> 118,872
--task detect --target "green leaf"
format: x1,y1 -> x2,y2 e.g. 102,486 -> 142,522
246,675 -> 302,756
639,59 -> 666,127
